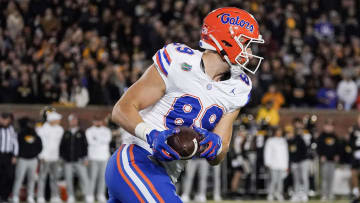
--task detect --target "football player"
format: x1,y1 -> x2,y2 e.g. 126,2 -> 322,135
106,7 -> 264,202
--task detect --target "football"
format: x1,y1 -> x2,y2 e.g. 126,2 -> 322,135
167,126 -> 202,160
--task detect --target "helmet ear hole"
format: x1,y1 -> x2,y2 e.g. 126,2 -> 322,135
221,40 -> 232,47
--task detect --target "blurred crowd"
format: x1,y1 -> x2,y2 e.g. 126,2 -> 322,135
0,0 -> 359,109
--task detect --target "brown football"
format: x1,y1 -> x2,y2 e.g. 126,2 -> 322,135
167,127 -> 202,160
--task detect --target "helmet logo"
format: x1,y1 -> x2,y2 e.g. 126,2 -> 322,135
220,13 -> 254,33
202,27 -> 208,34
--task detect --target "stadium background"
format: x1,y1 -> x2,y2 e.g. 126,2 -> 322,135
0,0 -> 360,202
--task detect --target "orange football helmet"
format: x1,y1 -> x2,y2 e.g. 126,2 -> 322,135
200,7 -> 264,74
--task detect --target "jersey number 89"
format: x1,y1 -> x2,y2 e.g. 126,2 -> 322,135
173,43 -> 194,55
165,95 -> 223,131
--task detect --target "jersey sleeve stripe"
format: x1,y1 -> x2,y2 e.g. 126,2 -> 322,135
156,50 -> 168,76
162,48 -> 171,65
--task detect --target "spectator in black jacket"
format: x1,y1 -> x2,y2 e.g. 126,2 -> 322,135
255,122 -> 270,193
12,117 -> 42,203
286,122 -> 308,202
302,114 -> 318,196
230,126 -> 249,196
59,114 -> 90,203
317,119 -> 339,201
349,115 -> 360,200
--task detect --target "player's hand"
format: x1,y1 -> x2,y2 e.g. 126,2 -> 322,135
193,127 -> 222,160
147,129 -> 180,161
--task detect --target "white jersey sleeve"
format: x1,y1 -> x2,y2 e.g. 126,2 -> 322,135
152,43 -> 178,89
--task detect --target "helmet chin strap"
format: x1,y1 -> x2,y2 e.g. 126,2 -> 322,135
208,34 -> 244,77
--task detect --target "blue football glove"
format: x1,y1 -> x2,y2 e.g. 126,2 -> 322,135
193,127 -> 222,160
146,129 -> 180,161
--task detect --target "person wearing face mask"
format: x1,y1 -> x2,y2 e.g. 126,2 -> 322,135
86,116 -> 112,203
60,114 -> 91,203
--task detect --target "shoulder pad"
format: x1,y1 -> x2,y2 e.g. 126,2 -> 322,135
152,43 -> 199,77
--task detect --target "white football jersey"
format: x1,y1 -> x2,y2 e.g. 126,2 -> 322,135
122,43 -> 252,182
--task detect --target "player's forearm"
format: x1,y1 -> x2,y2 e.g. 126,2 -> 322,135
112,99 -> 143,135
207,110 -> 239,165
